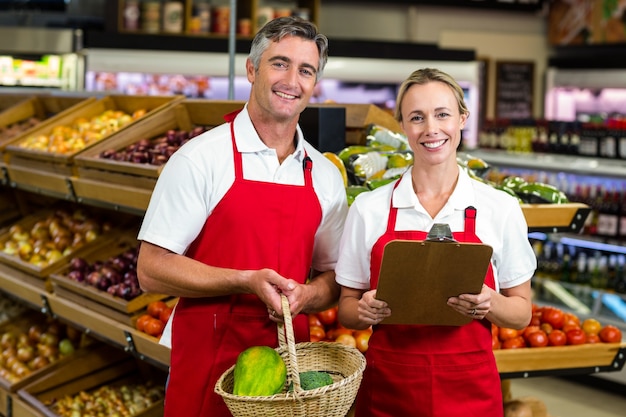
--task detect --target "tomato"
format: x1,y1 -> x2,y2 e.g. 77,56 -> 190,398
309,325 -> 326,342
354,331 -> 371,353
334,334 -> 356,348
135,314 -> 152,332
317,307 -> 338,327
540,322 -> 553,335
501,336 -> 526,349
498,327 -> 521,341
541,307 -> 565,330
159,306 -> 173,324
530,311 -> 542,327
548,329 -> 567,346
144,317 -> 165,337
586,333 -> 601,344
599,325 -> 622,343
147,300 -> 168,319
326,327 -> 353,341
582,318 -> 602,335
566,328 -> 587,345
492,334 -> 501,350
526,330 -> 549,347
522,325 -> 541,340
308,314 -> 323,329
563,312 -> 581,327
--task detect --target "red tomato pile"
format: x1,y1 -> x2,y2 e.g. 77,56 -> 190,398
135,300 -> 173,338
493,304 -> 623,350
308,306 -> 372,353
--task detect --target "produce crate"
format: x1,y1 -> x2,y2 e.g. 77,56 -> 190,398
521,202 -> 591,234
3,95 -> 183,198
0,95 -> 96,153
0,206 -> 114,279
494,342 -> 626,379
16,343 -> 165,417
49,232 -> 169,326
71,99 -> 245,211
0,310 -> 87,393
343,103 -> 400,146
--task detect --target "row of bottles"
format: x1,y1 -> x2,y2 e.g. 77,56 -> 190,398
479,118 -> 626,160
533,239 -> 626,295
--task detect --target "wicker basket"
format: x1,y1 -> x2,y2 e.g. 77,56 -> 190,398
215,295 -> 366,417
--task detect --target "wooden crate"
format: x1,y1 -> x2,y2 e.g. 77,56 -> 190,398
49,232 -> 169,326
3,95 -> 183,194
495,342 -> 626,377
0,311 -> 87,393
521,202 -> 591,234
16,343 -> 165,417
70,99 -> 244,211
0,95 -> 96,153
343,103 -> 400,146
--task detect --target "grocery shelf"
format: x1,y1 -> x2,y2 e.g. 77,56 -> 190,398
494,342 -> 626,379
468,148 -> 626,179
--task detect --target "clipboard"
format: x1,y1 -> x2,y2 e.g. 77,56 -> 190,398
376,239 -> 493,326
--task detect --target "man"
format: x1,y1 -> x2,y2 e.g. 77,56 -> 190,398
136,16 -> 348,416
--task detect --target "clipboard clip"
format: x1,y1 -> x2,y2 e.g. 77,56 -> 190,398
426,223 -> 457,242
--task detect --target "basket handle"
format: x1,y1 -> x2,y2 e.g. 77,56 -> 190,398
278,294 -> 302,393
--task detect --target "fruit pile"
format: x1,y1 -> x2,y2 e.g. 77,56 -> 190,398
325,123 -> 571,206
0,117 -> 41,142
1,208 -> 109,267
0,315 -> 83,384
17,109 -> 146,154
135,300 -> 173,338
66,244 -> 142,300
493,304 -> 623,349
97,126 -> 209,166
308,306 -> 372,354
46,381 -> 165,416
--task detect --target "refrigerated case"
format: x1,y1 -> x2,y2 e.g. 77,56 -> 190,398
0,26 -> 85,91
544,67 -> 626,122
83,48 -> 482,147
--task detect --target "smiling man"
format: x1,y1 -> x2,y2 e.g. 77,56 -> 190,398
136,16 -> 348,416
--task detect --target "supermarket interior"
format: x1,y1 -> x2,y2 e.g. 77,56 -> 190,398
1,1 -> 626,416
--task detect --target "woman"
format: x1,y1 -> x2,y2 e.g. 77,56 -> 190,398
335,68 -> 537,417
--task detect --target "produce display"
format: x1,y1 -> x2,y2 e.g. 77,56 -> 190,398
66,244 -> 141,300
493,304 -> 622,349
308,307 -> 372,354
232,345 -> 287,397
15,108 -> 146,154
97,126 -> 208,166
0,117 -> 41,142
0,314 -> 84,384
135,300 -> 173,338
46,381 -> 164,417
326,124 -> 572,206
0,208 -> 110,268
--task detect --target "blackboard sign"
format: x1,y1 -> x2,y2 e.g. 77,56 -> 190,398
495,61 -> 534,119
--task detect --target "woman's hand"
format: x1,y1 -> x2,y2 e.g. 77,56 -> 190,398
447,284 -> 492,320
358,289 -> 391,325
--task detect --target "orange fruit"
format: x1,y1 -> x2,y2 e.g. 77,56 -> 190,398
334,334 -> 357,348
581,318 -> 601,335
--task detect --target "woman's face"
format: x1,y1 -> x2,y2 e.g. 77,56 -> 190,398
399,81 -> 467,166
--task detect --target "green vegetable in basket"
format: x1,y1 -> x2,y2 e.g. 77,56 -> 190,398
289,371 -> 334,392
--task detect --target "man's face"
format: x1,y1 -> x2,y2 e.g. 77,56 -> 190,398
247,35 -> 320,122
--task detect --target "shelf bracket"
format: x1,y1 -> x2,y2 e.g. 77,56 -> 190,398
65,178 -> 78,202
0,166 -> 9,186
123,330 -> 145,361
40,294 -> 56,318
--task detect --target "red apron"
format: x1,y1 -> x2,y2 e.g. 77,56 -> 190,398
354,180 -> 503,417
164,111 -> 322,417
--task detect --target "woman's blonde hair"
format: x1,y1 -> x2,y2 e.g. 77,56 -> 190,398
394,68 -> 469,122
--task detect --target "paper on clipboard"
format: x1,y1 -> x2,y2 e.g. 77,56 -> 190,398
376,239 -> 493,326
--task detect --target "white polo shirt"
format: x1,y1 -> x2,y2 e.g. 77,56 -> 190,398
335,167 -> 537,291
